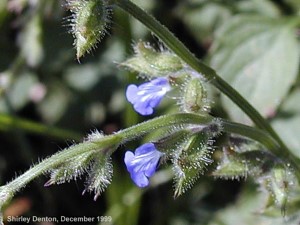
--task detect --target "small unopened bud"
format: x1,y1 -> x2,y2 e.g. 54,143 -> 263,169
67,0 -> 112,59
173,133 -> 214,197
84,155 -> 113,201
45,131 -> 119,189
45,151 -> 95,186
121,41 -> 184,77
212,147 -> 248,180
213,149 -> 274,180
266,165 -> 294,214
182,78 -> 209,113
154,126 -> 199,155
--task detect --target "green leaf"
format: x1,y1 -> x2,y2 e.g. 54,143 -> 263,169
19,14 -> 43,67
64,64 -> 100,91
273,117 -> 300,158
177,2 -> 231,44
0,72 -> 37,112
37,83 -> 71,123
236,0 -> 280,17
208,182 -> 300,225
177,0 -> 279,45
272,88 -> 300,158
210,16 -> 299,124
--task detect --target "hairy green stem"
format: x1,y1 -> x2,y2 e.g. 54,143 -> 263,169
0,113 -> 212,205
117,113 -> 213,141
221,120 -> 279,152
119,114 -> 279,153
0,113 -> 278,211
114,0 -> 289,154
0,135 -> 121,211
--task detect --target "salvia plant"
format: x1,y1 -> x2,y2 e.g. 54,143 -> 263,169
0,0 -> 300,224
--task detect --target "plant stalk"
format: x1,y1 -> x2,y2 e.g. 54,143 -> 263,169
114,0 -> 289,153
0,113 -> 279,210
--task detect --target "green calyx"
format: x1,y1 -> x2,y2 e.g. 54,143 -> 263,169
182,78 -> 209,113
121,41 -> 184,77
213,146 -> 295,212
264,164 -> 294,212
83,154 -> 113,201
45,151 -> 96,186
212,148 -> 249,180
153,125 -> 200,154
172,133 -> 214,197
69,0 -> 111,59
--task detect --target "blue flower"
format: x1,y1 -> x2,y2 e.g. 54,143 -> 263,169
126,77 -> 171,115
124,143 -> 163,187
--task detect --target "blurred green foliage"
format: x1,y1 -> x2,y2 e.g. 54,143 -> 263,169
0,0 -> 299,225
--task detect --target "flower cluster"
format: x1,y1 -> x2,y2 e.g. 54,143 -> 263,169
123,73 -> 210,187
124,77 -> 170,187
122,44 -> 210,188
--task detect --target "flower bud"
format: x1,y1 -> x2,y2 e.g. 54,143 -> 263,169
182,78 -> 209,113
45,131 -> 119,200
264,164 -> 295,213
172,133 -> 214,197
153,126 -> 199,155
213,149 -> 276,180
121,41 -> 184,77
45,151 -> 95,186
67,0 -> 111,59
84,154 -> 113,200
212,147 -> 248,180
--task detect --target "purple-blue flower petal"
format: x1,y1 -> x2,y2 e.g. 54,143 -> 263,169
135,143 -> 156,156
126,84 -> 139,104
130,171 -> 149,188
124,143 -> 163,187
125,77 -> 171,115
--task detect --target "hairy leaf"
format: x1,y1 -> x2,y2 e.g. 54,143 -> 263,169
177,2 -> 231,44
210,16 -> 299,124
19,14 -> 43,67
272,88 -> 300,158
